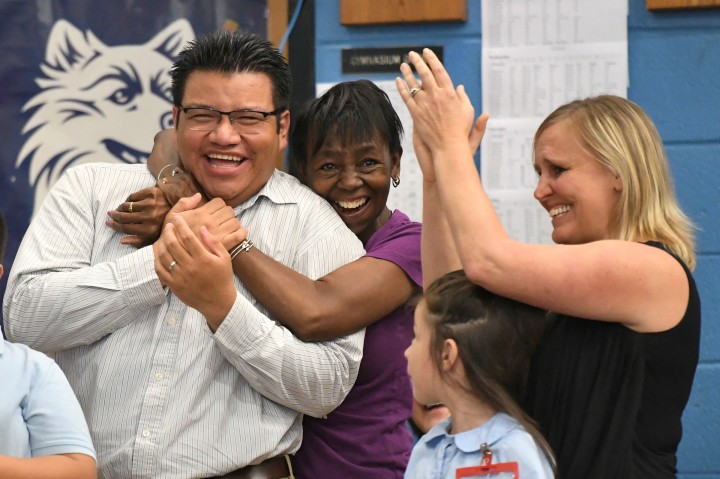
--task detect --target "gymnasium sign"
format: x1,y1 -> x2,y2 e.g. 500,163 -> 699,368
342,46 -> 444,74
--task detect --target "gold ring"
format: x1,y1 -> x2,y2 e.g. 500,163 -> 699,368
167,260 -> 177,272
128,202 -> 134,213
410,87 -> 422,98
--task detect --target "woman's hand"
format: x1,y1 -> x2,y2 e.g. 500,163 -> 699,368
468,114 -> 489,156
411,110 -> 489,185
106,187 -> 171,247
151,129 -> 208,206
396,48 -> 489,182
396,49 -> 476,152
158,168 -> 207,207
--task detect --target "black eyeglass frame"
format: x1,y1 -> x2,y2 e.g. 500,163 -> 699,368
176,105 -> 287,129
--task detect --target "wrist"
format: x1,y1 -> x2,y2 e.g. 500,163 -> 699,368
158,165 -> 184,184
433,140 -> 473,156
157,164 -> 173,181
157,169 -> 198,206
205,290 -> 237,332
229,239 -> 254,259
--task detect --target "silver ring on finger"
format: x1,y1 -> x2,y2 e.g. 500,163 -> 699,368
167,260 -> 177,272
410,87 -> 422,98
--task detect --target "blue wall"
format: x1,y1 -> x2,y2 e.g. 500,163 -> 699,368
314,1 -> 720,476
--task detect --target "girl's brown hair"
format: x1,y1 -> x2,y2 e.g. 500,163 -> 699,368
423,270 -> 556,473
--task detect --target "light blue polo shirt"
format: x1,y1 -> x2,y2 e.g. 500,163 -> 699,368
405,412 -> 554,479
0,340 -> 95,458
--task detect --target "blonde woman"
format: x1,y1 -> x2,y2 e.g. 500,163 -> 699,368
398,49 -> 699,479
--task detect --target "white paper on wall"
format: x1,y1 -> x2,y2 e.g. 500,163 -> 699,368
481,0 -> 628,244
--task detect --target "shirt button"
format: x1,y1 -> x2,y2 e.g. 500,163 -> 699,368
155,373 -> 164,381
167,317 -> 177,326
142,429 -> 150,437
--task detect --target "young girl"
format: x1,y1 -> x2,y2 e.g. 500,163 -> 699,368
404,270 -> 555,479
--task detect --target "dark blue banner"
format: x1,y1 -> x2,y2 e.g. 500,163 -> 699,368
0,1 -> 266,329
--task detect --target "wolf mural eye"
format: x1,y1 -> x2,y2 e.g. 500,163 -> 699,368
16,18 -> 195,215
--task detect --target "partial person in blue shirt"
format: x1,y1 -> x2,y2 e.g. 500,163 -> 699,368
404,270 -> 556,479
0,211 -> 96,479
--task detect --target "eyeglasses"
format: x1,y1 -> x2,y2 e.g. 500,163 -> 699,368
178,105 -> 286,133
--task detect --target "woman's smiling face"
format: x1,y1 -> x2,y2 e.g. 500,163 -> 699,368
302,132 -> 400,244
533,119 -> 623,245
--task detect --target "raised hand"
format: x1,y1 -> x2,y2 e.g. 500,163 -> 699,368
468,114 -> 489,156
396,50 -> 489,177
396,49 -> 476,152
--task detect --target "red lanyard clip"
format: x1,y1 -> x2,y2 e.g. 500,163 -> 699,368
455,443 -> 520,478
481,442 -> 493,466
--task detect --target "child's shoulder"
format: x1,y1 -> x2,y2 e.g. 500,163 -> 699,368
1,340 -> 57,379
486,412 -> 536,449
2,339 -> 53,361
488,413 -> 554,479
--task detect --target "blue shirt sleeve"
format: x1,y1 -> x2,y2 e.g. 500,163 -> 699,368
25,357 -> 96,458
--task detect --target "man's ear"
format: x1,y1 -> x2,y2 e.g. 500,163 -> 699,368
0,264 -> 4,279
278,110 -> 291,150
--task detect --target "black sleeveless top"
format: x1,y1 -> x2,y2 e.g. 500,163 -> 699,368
524,242 -> 701,478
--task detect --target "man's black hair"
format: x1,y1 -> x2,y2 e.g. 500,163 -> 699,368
171,31 -> 292,111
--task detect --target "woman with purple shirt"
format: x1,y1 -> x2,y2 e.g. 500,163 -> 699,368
111,80 -> 421,478
284,82 -> 420,477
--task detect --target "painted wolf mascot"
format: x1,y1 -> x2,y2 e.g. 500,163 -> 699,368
17,18 -> 195,215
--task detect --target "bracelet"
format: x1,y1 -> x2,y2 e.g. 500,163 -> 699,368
229,239 -> 254,260
158,165 -> 184,184
158,164 -> 174,181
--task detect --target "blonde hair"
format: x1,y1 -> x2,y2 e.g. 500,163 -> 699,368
534,95 -> 696,269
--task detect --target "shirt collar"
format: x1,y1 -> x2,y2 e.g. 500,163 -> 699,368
423,412 -> 521,453
233,169 -> 300,212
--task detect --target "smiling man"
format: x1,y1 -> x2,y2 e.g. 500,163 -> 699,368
173,71 -> 286,206
3,32 -> 365,479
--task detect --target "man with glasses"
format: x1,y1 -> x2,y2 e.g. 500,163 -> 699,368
3,31 -> 365,479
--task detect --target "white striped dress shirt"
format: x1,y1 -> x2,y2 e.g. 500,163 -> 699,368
3,163 -> 365,479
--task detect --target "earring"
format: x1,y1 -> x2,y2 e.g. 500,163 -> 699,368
392,176 -> 400,188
